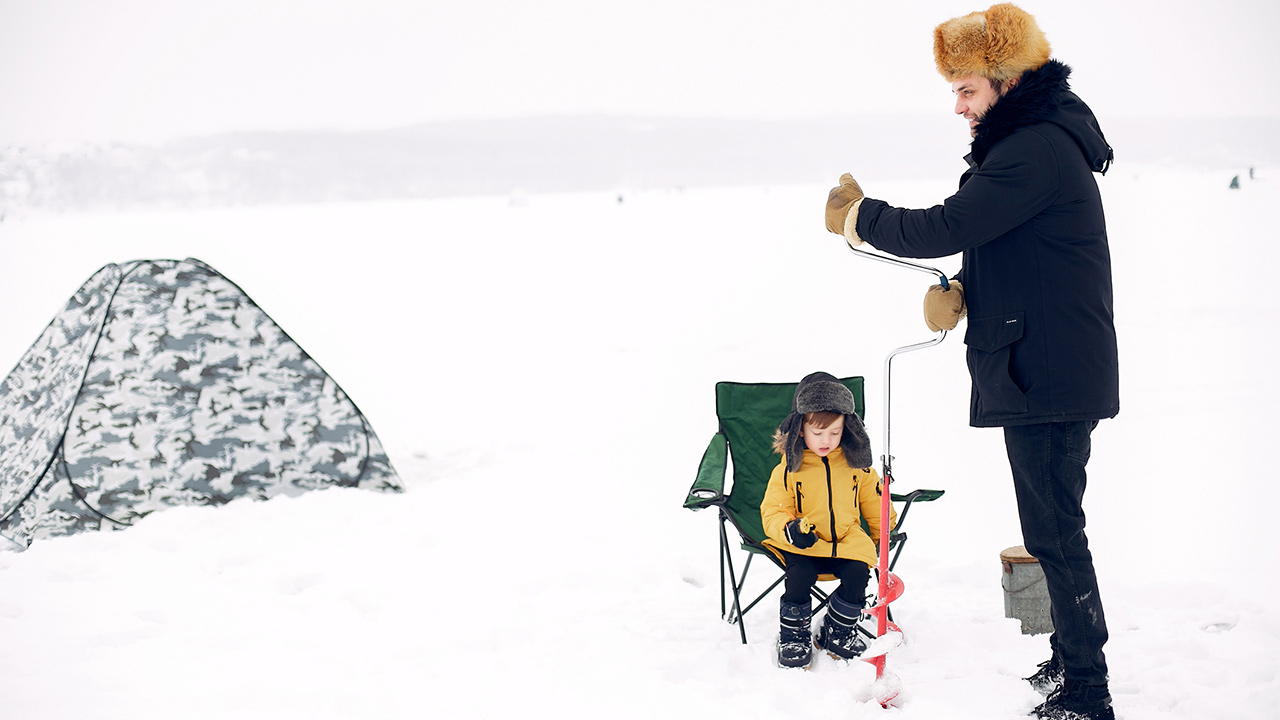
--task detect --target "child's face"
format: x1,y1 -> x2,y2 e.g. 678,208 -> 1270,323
802,416 -> 844,457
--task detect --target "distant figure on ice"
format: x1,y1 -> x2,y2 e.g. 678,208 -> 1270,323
759,372 -> 895,670
823,5 -> 1118,719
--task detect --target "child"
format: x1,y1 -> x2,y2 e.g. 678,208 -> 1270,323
760,371 -> 896,669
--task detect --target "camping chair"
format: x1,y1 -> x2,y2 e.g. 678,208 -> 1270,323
683,376 -> 944,644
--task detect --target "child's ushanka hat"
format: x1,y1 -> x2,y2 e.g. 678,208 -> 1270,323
777,371 -> 873,472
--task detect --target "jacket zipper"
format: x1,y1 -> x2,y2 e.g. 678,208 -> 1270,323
822,456 -> 837,558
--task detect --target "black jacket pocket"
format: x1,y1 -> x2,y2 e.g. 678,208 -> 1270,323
965,312 -> 1028,415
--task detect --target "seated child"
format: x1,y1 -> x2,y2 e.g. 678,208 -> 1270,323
760,371 -> 896,669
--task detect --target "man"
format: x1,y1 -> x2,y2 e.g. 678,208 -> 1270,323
823,5 -> 1118,720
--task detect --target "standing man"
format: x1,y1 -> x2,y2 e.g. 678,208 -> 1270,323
824,5 -> 1118,720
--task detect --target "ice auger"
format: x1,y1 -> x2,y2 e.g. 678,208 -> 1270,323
847,243 -> 951,707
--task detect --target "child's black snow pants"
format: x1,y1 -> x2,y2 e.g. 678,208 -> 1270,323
779,552 -> 870,607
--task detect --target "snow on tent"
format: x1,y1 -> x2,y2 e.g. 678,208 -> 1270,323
0,257 -> 401,549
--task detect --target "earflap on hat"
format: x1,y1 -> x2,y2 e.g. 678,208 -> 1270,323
839,412 -> 874,469
779,412 -> 808,473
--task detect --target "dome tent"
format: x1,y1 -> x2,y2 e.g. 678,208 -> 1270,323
0,258 -> 401,548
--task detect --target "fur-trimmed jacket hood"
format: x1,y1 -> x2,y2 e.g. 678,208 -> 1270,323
971,60 -> 1113,174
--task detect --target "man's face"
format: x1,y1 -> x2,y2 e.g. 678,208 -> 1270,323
952,75 -> 1003,137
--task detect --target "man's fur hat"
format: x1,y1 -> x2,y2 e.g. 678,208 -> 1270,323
774,371 -> 874,472
934,3 -> 1051,83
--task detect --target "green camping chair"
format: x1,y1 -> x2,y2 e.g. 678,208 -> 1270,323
683,376 -> 944,644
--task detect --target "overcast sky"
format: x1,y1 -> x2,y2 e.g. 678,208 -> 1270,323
1,0 -> 1276,146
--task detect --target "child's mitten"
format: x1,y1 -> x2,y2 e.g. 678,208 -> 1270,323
785,518 -> 818,549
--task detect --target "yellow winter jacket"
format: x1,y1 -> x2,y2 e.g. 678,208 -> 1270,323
760,447 -> 896,567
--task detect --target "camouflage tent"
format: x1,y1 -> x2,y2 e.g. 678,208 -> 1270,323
0,258 -> 401,549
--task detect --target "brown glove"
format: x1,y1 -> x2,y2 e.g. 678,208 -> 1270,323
923,281 -> 966,332
825,173 -> 864,237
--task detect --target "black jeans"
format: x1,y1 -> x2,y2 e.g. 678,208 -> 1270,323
1004,420 -> 1109,686
779,551 -> 871,607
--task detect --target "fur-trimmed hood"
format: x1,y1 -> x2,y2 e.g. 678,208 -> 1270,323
971,60 -> 1113,174
773,372 -> 873,472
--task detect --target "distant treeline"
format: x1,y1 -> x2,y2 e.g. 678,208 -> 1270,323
1,116 -> 1275,212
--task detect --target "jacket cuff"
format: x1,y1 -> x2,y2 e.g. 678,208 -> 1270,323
843,198 -> 865,247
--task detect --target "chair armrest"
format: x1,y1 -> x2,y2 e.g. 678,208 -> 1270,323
684,433 -> 728,510
888,488 -> 944,536
890,489 -> 945,504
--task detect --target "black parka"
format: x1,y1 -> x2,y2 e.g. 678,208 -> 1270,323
856,61 -> 1119,428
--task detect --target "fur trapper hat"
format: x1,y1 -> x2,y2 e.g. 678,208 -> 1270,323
775,371 -> 874,472
934,3 -> 1051,83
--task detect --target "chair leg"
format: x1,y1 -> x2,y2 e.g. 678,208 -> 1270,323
739,573 -> 785,618
811,584 -> 831,614
867,568 -> 897,625
889,532 -> 908,572
718,516 -> 731,619
720,517 -> 749,644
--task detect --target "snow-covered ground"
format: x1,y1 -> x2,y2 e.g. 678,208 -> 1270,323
1,164 -> 1277,719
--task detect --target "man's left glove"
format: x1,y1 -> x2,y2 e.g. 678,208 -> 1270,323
825,173 -> 865,246
923,281 -> 966,332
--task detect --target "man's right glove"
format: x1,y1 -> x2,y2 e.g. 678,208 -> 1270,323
784,518 -> 818,549
923,281 -> 966,332
825,173 -> 865,246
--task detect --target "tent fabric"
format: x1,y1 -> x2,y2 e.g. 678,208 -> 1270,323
0,258 -> 401,547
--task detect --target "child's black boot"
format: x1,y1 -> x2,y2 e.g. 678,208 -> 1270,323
777,600 -> 813,669
1031,678 -> 1114,720
815,592 -> 867,659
